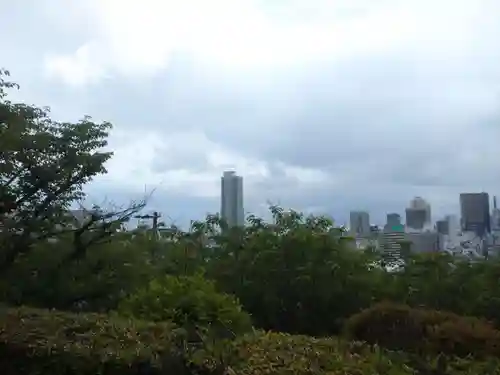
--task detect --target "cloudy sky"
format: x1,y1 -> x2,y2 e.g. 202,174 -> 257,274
3,0 -> 500,227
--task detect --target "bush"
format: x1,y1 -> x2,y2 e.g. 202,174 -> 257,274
2,305 -> 500,375
198,331 -> 500,375
344,302 -> 500,358
117,273 -> 253,340
0,305 -> 201,374
196,331 -> 412,375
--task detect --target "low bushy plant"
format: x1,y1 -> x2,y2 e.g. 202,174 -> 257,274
198,331 -> 500,375
2,305 -> 500,375
0,305 -> 200,374
117,273 -> 253,340
344,302 -> 500,358
220,332 -> 414,375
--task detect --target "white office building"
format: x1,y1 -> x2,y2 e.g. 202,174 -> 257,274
220,171 -> 244,227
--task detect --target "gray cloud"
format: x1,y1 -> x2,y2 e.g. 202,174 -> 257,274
3,0 -> 500,227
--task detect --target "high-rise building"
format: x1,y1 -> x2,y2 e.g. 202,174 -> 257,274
409,197 -> 431,224
381,215 -> 405,261
492,196 -> 500,231
220,171 -> 244,227
381,213 -> 405,261
385,213 -> 402,231
491,197 -> 500,252
460,192 -> 490,236
349,211 -> 370,237
405,208 -> 427,231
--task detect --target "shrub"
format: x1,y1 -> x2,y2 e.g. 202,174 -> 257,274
343,302 -> 500,358
0,305 -> 201,374
198,331 -> 416,375
200,331 -> 500,375
2,305 -> 500,375
117,273 -> 253,340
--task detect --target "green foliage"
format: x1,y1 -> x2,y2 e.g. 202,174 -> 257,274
8,198 -> 500,340
0,305 -> 200,375
0,69 -> 146,311
197,331 -> 500,375
0,68 -> 147,273
5,306 -> 500,375
381,254 -> 500,328
0,238 -> 156,312
201,207 -> 384,336
344,302 -> 500,358
217,332 -> 414,375
117,273 -> 253,339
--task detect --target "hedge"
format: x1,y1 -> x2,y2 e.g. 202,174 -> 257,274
196,331 -> 500,375
3,305 -> 500,375
197,331 -> 413,375
0,305 -> 203,375
344,302 -> 500,358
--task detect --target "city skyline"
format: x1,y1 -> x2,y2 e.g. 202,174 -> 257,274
217,170 -> 498,235
214,169 -> 499,257
351,193 -> 498,233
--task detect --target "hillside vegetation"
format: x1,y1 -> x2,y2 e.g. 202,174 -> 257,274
2,68 -> 500,374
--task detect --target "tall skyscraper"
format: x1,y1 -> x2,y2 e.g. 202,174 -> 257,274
460,192 -> 490,236
220,171 -> 244,227
409,197 -> 431,224
349,211 -> 370,237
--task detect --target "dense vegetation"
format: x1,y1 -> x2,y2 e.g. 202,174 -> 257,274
2,68 -> 500,374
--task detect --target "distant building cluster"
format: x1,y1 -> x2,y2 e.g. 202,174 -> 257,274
218,170 -> 500,260
349,193 -> 500,260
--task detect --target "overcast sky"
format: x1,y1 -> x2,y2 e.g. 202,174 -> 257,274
3,0 -> 500,227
